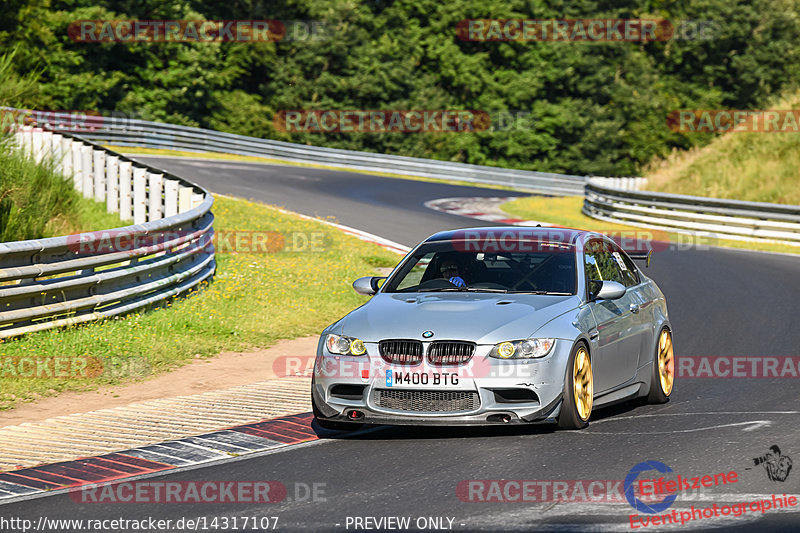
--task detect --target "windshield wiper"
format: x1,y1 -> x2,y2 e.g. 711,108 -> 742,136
462,288 -> 508,293
439,287 -> 509,293
417,287 -> 509,293
511,290 -> 572,295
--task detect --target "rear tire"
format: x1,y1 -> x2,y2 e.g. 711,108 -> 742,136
647,328 -> 674,404
557,342 -> 593,430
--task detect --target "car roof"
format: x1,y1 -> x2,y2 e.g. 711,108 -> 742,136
424,226 -> 598,245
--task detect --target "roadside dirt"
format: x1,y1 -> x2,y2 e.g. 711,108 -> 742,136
0,335 -> 318,427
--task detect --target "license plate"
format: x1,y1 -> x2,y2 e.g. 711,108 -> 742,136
387,370 -> 459,387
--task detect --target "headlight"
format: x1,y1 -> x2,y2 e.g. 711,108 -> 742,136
489,338 -> 555,359
326,334 -> 367,356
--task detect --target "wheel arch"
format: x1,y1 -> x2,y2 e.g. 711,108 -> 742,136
562,336 -> 593,391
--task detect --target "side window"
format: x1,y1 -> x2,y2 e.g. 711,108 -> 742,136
395,253 -> 434,291
584,240 -> 626,294
585,241 -> 625,282
608,242 -> 640,287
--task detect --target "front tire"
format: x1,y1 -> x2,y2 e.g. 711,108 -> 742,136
557,342 -> 593,430
647,327 -> 674,404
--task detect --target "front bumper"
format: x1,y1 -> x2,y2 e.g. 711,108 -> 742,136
311,338 -> 572,426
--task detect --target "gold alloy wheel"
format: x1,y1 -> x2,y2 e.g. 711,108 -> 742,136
574,347 -> 593,421
658,329 -> 675,396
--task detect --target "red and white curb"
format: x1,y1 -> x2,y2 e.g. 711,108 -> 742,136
424,197 -> 553,227
0,413 -> 323,503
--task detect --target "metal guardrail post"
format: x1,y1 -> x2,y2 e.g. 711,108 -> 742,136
106,155 -> 119,213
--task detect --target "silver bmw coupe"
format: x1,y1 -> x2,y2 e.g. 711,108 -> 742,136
312,227 -> 674,430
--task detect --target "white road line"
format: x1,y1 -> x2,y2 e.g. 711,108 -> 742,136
592,411 -> 800,422
582,411 -> 800,434
583,420 -> 776,435
272,205 -> 411,255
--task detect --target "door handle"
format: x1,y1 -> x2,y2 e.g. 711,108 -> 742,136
590,331 -> 599,340
630,304 -> 640,313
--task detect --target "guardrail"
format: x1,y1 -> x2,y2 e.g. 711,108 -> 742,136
9,109 -> 798,249
13,111 -> 594,195
584,178 -> 800,246
0,126 -> 215,339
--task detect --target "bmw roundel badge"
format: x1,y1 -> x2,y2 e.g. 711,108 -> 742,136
422,330 -> 434,338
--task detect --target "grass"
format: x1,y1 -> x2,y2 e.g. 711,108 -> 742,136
0,195 -> 400,411
644,91 -> 800,205
501,196 -> 799,255
0,139 -> 122,241
105,144 -> 519,192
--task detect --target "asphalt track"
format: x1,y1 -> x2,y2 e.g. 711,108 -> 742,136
2,157 -> 799,532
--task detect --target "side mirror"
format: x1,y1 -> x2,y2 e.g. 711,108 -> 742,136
596,280 -> 626,300
352,276 -> 386,296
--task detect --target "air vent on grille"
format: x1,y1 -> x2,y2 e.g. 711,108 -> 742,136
427,341 -> 476,365
374,389 -> 480,412
379,339 -> 423,365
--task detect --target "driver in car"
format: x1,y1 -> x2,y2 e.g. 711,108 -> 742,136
440,259 -> 466,287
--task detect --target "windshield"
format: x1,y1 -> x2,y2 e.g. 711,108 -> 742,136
383,241 -> 577,294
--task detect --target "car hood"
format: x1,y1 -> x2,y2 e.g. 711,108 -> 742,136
335,292 -> 581,344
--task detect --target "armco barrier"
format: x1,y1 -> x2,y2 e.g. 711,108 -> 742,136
584,178 -> 800,246
10,109 -> 798,248
0,127 -> 215,339
12,111 -> 592,196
